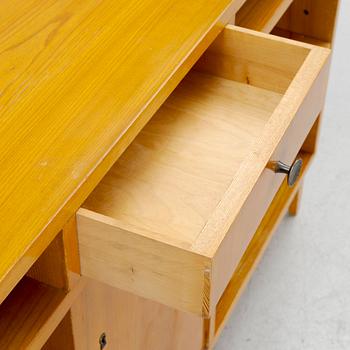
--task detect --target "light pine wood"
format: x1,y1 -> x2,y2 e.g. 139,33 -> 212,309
204,315 -> 216,350
77,26 -> 330,316
26,217 -> 81,290
0,2 -> 339,349
232,0 -> 249,12
76,152 -> 312,350
212,152 -> 313,346
273,0 -> 339,47
77,209 -> 211,315
71,279 -> 204,350
82,73 -> 282,249
192,26 -> 329,257
42,313 -> 75,350
272,27 -> 332,48
0,0 -> 240,304
206,34 -> 330,311
301,115 -> 322,154
62,216 -> 82,289
236,0 -> 293,33
194,26 -> 311,94
78,73 -> 281,315
287,114 -> 321,217
288,184 -> 303,216
26,232 -> 69,290
0,216 -> 83,348
0,276 -> 86,350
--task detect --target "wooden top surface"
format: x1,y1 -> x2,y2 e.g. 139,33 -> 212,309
0,0 -> 241,301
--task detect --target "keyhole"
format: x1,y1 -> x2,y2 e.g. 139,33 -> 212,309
99,333 -> 107,349
304,9 -> 310,15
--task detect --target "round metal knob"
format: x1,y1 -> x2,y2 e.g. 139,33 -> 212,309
270,158 -> 303,187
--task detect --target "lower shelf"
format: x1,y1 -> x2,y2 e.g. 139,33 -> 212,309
236,0 -> 293,33
42,312 -> 75,350
0,276 -> 85,350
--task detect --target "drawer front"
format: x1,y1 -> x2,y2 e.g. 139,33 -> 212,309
209,56 -> 330,312
76,210 -> 210,315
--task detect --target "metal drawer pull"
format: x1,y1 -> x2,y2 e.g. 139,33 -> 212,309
269,158 -> 303,187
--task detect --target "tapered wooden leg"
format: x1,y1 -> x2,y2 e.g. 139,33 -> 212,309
288,184 -> 303,216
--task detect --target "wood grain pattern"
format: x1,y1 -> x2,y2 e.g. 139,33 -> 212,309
62,215 -> 82,288
274,0 -> 339,46
82,72 -> 281,249
212,152 -> 312,346
288,184 -> 303,216
193,26 -> 329,257
26,231 -> 68,290
0,276 -> 86,350
26,215 -> 81,290
0,0 -> 239,303
77,208 -> 211,315
42,312 -> 75,350
194,25 -> 311,94
207,39 -> 330,313
271,27 -> 332,48
71,279 -> 204,350
78,70 -> 282,315
236,0 -> 293,32
78,26 -> 329,316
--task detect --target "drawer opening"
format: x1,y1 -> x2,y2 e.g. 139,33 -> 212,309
236,0 -> 293,33
78,26 -> 330,315
271,0 -> 339,48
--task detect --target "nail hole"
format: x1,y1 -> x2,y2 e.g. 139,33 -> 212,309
304,9 -> 310,15
99,333 -> 107,349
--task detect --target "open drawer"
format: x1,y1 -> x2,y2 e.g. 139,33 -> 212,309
77,26 -> 330,317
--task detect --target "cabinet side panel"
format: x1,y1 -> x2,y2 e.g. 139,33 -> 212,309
71,279 -> 204,350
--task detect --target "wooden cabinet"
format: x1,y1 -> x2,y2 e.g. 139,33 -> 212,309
76,25 -> 329,317
0,1 -> 340,349
0,225 -> 84,349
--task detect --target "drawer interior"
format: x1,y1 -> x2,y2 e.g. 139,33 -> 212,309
78,26 -> 329,315
83,76 -> 282,246
82,27 -> 310,249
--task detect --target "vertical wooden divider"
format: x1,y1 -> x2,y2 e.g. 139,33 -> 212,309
36,215 -> 82,349
0,214 -> 83,349
27,215 -> 81,291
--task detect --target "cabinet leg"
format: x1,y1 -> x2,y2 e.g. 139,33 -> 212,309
288,185 -> 303,216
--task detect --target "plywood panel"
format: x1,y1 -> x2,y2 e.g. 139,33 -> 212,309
71,279 -> 204,350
